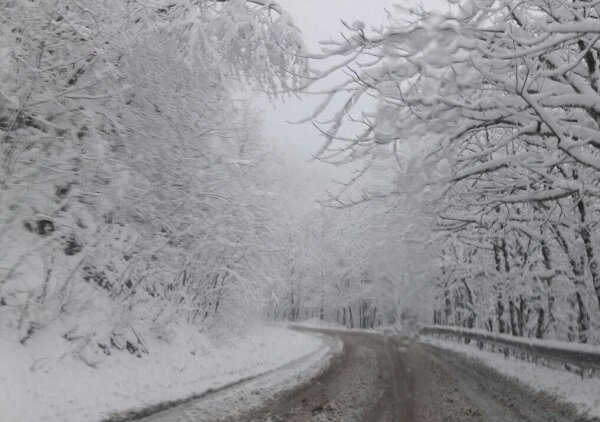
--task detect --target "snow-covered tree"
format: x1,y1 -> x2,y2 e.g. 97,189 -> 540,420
0,0 -> 306,357
305,0 -> 600,343
269,203 -> 406,329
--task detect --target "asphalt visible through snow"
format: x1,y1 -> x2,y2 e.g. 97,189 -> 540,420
229,329 -> 596,422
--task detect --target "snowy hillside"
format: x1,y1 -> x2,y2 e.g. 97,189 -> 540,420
0,324 -> 328,422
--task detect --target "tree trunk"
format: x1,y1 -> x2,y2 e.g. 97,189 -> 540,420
348,306 -> 354,329
552,226 -> 590,343
509,299 -> 518,336
371,306 -> 377,329
516,296 -> 526,337
577,196 -> 600,311
497,298 -> 506,334
535,306 -> 545,339
493,241 -> 507,334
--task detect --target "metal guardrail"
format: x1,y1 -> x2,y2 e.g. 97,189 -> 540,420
419,325 -> 600,377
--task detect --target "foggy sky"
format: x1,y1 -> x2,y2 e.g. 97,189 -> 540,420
262,0 -> 402,156
259,1 -> 449,210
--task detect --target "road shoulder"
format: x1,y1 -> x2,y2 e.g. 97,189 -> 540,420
423,338 -> 600,421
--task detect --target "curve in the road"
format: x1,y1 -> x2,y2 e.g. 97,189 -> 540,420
231,329 -> 595,422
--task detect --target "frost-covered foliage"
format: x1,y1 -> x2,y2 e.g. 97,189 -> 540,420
0,0 -> 305,357
267,203 -> 422,329
307,1 -> 600,343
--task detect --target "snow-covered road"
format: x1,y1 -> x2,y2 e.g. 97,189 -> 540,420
129,331 -> 342,422
226,330 -> 595,422
22,327 -> 594,422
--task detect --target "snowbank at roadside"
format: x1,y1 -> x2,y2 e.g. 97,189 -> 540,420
140,328 -> 343,421
0,324 -> 326,422
289,318 -> 403,335
289,318 -> 379,333
423,337 -> 600,418
289,318 -> 350,331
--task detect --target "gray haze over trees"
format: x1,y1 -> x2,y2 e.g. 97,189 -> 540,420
2,0 -> 600,374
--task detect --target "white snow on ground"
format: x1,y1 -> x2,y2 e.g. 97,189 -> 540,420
289,318 -> 394,334
140,329 -> 343,421
422,336 -> 600,418
0,324 -> 328,422
290,318 -> 351,331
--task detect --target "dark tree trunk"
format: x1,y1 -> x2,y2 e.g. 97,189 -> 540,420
371,306 -> 377,329
577,197 -> 600,311
509,299 -> 518,336
516,296 -> 526,337
348,306 -> 354,329
535,307 -> 545,339
552,226 -> 590,343
461,278 -> 475,328
493,242 -> 507,334
497,298 -> 506,334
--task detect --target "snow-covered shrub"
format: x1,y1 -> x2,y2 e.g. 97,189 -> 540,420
0,0 -> 305,355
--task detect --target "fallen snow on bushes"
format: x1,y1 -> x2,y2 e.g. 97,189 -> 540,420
0,323 -> 328,422
423,336 -> 600,418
